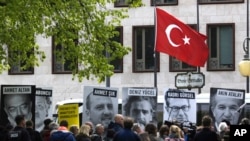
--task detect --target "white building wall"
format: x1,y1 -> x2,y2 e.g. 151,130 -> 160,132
0,0 -> 249,105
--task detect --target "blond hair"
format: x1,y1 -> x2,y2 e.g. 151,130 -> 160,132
169,125 -> 182,138
79,124 -> 90,136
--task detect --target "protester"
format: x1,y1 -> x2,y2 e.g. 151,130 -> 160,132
50,120 -> 76,141
106,114 -> 124,141
7,115 -> 31,141
144,123 -> 160,141
193,115 -> 219,141
165,125 -> 184,141
91,124 -> 105,141
113,117 -> 141,141
26,120 -> 43,141
75,124 -> 91,141
40,118 -> 53,141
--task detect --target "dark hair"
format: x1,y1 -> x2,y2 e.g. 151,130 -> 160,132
240,118 -> 250,125
159,124 -> 169,137
145,123 -> 157,136
15,115 -> 25,125
123,117 -> 134,129
59,120 -> 68,128
26,120 -> 33,127
164,89 -> 190,107
202,115 -> 212,127
123,96 -> 156,116
44,118 -> 53,126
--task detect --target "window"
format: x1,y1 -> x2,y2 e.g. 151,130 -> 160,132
198,0 -> 243,4
169,24 -> 198,72
207,23 -> 235,71
133,26 -> 159,72
114,0 -> 129,7
110,27 -> 123,73
52,35 -> 78,74
151,0 -> 178,6
9,51 -> 34,74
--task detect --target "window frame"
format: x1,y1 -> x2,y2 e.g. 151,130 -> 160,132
169,24 -> 198,72
8,50 -> 34,75
132,25 -> 160,73
206,23 -> 235,71
151,0 -> 178,6
198,0 -> 244,4
52,35 -> 78,74
110,27 -> 124,73
114,0 -> 129,7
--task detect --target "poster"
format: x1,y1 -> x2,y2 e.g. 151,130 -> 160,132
35,87 -> 53,132
0,85 -> 36,128
209,87 -> 245,132
82,86 -> 118,129
163,88 -> 196,128
122,87 -> 157,131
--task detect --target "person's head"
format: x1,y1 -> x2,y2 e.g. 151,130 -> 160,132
202,115 -> 213,128
123,117 -> 134,129
69,125 -> 79,136
15,115 -> 26,127
210,90 -> 243,125
85,92 -> 114,129
95,124 -> 104,135
35,96 -> 51,130
4,94 -> 32,127
132,123 -> 142,134
144,123 -> 157,136
240,118 -> 250,125
26,120 -> 34,128
84,121 -> 94,135
49,122 -> 59,131
159,124 -> 169,138
165,93 -> 190,123
124,96 -> 156,129
218,122 -> 228,132
59,120 -> 68,128
43,118 -> 53,129
114,114 -> 124,126
169,125 -> 182,138
79,124 -> 91,136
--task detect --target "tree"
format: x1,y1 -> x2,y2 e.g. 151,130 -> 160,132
0,0 -> 143,82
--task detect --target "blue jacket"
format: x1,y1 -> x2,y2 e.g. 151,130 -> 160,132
50,130 -> 76,141
113,128 -> 140,141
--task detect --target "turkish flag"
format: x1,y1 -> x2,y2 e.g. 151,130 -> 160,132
155,8 -> 209,67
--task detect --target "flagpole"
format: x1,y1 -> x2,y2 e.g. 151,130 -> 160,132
196,0 -> 201,94
154,0 -> 157,88
153,0 -> 158,97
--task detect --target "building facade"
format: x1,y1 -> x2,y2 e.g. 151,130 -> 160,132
0,0 -> 249,106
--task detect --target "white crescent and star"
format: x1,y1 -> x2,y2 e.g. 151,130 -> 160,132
165,24 -> 191,47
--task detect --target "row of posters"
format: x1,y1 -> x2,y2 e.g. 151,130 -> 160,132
82,86 -> 246,132
0,85 -> 246,133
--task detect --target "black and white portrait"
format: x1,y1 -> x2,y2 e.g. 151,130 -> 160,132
35,88 -> 53,132
122,87 -> 157,131
82,86 -> 118,129
0,85 -> 36,127
163,88 -> 196,125
209,87 -> 245,132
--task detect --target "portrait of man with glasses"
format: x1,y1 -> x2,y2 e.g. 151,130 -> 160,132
163,88 -> 196,124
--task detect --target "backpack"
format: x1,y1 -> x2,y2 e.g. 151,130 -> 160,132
8,130 -> 22,141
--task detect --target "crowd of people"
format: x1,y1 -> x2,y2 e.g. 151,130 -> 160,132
0,113 -> 249,141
